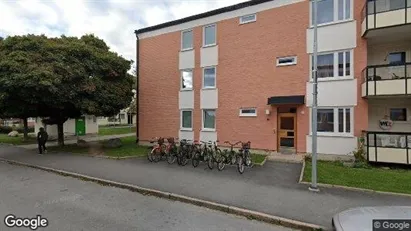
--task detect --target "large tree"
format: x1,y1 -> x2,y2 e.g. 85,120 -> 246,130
0,34 -> 133,145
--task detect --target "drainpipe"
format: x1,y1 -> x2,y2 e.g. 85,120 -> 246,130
134,30 -> 140,143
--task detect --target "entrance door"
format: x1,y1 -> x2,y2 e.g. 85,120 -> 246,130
278,113 -> 296,148
75,117 -> 86,136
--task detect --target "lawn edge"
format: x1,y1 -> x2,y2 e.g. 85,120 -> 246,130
0,157 -> 326,231
254,156 -> 267,166
298,157 -> 306,183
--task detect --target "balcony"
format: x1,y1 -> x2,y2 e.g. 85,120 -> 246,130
361,0 -> 411,36
361,63 -> 411,97
366,131 -> 411,165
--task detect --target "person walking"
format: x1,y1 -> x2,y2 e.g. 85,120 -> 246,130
37,127 -> 48,154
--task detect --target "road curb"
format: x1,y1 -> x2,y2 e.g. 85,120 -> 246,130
299,158 -> 306,183
0,157 -> 326,231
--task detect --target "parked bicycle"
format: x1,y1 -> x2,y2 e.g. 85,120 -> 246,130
177,139 -> 193,166
192,141 -> 213,168
166,137 -> 179,164
148,137 -> 166,162
207,140 -> 222,170
218,141 -> 242,171
237,141 -> 252,174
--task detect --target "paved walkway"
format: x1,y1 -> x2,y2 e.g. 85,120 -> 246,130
0,146 -> 410,229
16,133 -> 135,149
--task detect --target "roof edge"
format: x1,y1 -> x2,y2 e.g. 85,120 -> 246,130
135,0 -> 274,34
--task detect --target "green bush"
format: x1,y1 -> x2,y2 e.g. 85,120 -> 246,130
0,126 -> 13,134
16,127 -> 34,133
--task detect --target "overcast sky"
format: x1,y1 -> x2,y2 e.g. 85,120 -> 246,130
0,0 -> 248,64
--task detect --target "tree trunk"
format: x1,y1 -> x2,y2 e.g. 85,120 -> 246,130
57,122 -> 64,146
23,117 -> 28,141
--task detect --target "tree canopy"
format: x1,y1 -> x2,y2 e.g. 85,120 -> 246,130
0,34 -> 134,145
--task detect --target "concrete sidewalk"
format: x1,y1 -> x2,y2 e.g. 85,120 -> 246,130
17,133 -> 135,149
0,146 -> 410,229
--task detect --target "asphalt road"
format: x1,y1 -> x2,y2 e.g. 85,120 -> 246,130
0,161 -> 295,231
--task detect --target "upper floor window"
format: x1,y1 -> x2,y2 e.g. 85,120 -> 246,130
390,108 -> 407,121
181,30 -> 193,51
203,24 -> 216,47
388,52 -> 406,65
181,70 -> 193,90
239,14 -> 257,24
203,66 -> 216,88
311,50 -> 352,79
311,0 -> 351,25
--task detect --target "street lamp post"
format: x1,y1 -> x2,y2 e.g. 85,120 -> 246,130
309,0 -> 320,192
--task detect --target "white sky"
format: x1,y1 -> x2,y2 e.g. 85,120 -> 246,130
0,0 -> 248,65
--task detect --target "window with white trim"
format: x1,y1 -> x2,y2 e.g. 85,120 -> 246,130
203,66 -> 216,88
277,56 -> 297,66
316,108 -> 352,135
181,110 -> 193,129
203,109 -> 216,130
239,108 -> 257,117
203,24 -> 216,47
310,0 -> 351,25
239,14 -> 256,24
181,30 -> 193,51
311,50 -> 352,79
181,70 -> 193,90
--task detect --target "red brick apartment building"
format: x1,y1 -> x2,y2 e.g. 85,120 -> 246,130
135,0 -> 411,164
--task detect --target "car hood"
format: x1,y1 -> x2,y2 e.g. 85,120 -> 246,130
334,206 -> 411,231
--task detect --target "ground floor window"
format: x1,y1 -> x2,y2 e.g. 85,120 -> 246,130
203,109 -> 216,130
316,107 -> 353,135
181,110 -> 193,130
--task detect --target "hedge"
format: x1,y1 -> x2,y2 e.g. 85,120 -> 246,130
0,126 -> 35,134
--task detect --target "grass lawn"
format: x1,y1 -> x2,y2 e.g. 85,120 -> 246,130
251,153 -> 266,165
48,136 -> 147,158
303,159 -> 411,195
98,126 -> 136,136
0,134 -> 37,145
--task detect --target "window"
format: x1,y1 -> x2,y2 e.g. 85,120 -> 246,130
316,108 -> 352,134
312,50 -> 352,79
181,70 -> 193,90
203,67 -> 216,88
203,109 -> 216,130
311,0 -> 351,25
390,108 -> 407,121
203,24 -> 216,47
239,14 -> 256,24
388,52 -> 406,65
277,56 -> 297,66
181,30 -> 193,51
181,110 -> 193,129
239,108 -> 257,117
317,109 -> 334,132
317,53 -> 334,78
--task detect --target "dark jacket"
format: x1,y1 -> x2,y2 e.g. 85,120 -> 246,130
37,131 -> 48,143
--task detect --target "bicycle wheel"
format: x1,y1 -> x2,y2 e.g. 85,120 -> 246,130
167,147 -> 177,164
152,148 -> 161,163
207,152 -> 214,170
230,151 -> 237,165
237,155 -> 244,174
192,151 -> 200,167
147,147 -> 154,162
217,155 -> 226,171
245,153 -> 252,167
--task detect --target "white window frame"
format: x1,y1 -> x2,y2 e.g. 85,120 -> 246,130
239,14 -> 257,24
202,109 -> 216,131
309,49 -> 353,81
181,69 -> 193,91
203,24 -> 217,47
309,0 -> 353,27
181,29 -> 193,51
239,108 -> 257,117
310,107 -> 354,137
277,56 -> 297,66
180,110 -> 193,131
202,66 -> 217,89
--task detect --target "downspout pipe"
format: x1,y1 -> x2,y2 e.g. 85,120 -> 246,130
134,30 -> 140,143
